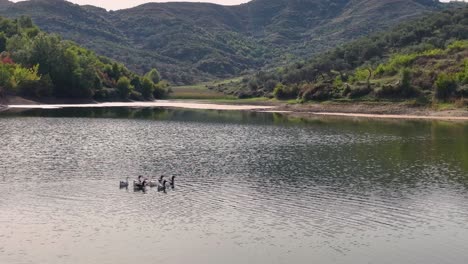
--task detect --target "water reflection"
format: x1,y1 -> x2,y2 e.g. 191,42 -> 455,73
0,107 -> 467,264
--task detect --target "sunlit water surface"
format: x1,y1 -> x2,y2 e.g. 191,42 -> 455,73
0,108 -> 467,264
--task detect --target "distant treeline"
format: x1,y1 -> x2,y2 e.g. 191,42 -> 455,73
217,7 -> 468,103
0,16 -> 168,101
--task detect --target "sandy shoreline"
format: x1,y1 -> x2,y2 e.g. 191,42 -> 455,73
4,101 -> 276,111
276,102 -> 468,121
1,98 -> 468,121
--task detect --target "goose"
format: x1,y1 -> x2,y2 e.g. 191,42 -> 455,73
158,179 -> 168,192
133,176 -> 148,190
133,180 -> 146,190
158,175 -> 165,183
168,176 -> 176,188
119,177 -> 129,188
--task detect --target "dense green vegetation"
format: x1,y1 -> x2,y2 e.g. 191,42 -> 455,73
0,0 -> 445,84
217,6 -> 468,103
0,15 -> 168,101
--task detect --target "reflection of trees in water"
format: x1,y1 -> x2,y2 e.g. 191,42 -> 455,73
8,107 -> 282,124
3,107 -> 467,189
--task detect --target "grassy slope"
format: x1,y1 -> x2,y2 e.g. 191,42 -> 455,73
214,6 -> 468,105
169,79 -> 242,99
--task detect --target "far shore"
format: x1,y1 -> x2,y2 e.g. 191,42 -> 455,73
0,96 -> 275,111
1,96 -> 468,121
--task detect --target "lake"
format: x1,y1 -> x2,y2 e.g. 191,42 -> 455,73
0,107 -> 467,264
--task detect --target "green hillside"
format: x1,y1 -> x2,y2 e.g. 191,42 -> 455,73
0,0 -> 444,84
0,15 -> 167,101
219,7 -> 467,104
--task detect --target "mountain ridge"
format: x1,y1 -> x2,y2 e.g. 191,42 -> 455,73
0,0 -> 446,84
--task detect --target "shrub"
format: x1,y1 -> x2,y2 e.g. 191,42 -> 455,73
116,76 -> 134,99
400,68 -> 417,97
264,79 -> 278,91
153,82 -> 167,99
333,75 -> 343,88
435,73 -> 457,100
456,85 -> 468,97
94,88 -> 119,100
456,60 -> 468,84
349,68 -> 371,83
348,86 -> 372,98
140,77 -> 154,99
301,83 -> 333,101
145,68 -> 161,84
420,48 -> 444,57
18,74 -> 53,97
375,53 -> 419,76
447,40 -> 468,52
273,83 -> 298,99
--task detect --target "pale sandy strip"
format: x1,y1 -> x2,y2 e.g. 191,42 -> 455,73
311,112 -> 468,121
6,101 -> 276,111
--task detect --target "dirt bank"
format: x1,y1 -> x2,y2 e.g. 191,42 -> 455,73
2,96 -> 467,121
275,102 -> 468,121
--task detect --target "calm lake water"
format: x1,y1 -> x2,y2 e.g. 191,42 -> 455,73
0,107 -> 467,264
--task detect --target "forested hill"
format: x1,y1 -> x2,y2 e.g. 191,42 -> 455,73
0,0 -> 444,84
220,7 -> 468,103
0,16 -> 168,101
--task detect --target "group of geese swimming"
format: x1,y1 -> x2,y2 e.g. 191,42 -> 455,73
119,175 -> 176,192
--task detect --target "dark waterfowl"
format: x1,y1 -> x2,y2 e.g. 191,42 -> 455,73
169,176 -> 176,188
119,177 -> 129,188
133,176 -> 148,190
158,179 -> 167,192
133,180 -> 146,190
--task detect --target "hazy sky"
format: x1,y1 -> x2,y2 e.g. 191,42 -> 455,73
12,0 -> 251,10
10,0 -> 458,11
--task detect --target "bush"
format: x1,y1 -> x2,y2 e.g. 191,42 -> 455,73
456,85 -> 468,97
456,60 -> 468,84
153,83 -> 167,99
349,68 -> 371,83
376,85 -> 399,98
129,90 -> 143,101
400,68 -> 418,97
94,88 -> 119,100
348,86 -> 372,98
140,77 -> 154,99
301,83 -> 333,101
273,83 -> 298,99
18,74 -> 53,97
116,76 -> 134,99
145,68 -> 161,84
435,73 -> 457,100
447,40 -> 468,52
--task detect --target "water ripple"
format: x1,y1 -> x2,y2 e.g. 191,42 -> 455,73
0,109 -> 468,264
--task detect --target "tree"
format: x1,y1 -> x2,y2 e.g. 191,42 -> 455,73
153,82 -> 167,99
400,68 -> 414,97
0,63 -> 13,89
13,64 -> 40,87
145,68 -> 161,84
17,16 -> 33,29
140,77 -> 154,99
0,32 -> 6,52
116,76 -> 133,99
435,73 -> 457,100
